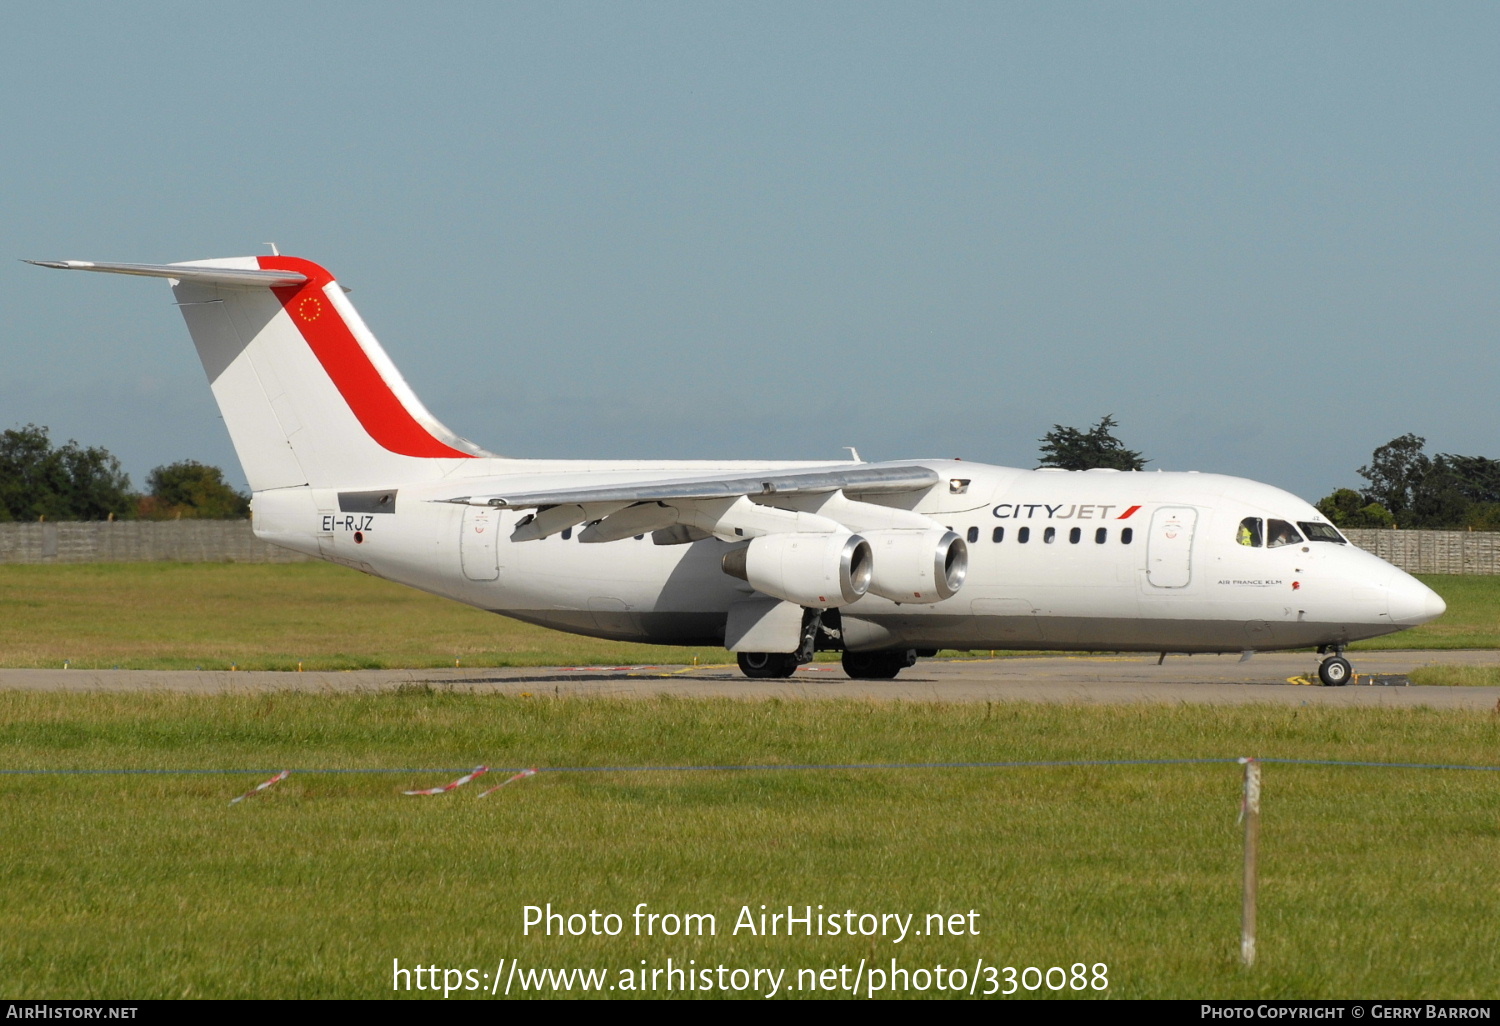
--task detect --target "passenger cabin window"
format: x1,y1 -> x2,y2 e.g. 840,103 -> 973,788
1266,519 -> 1303,549
1095,527 -> 1107,544
1237,517 -> 1263,548
1121,528 -> 1133,544
992,527 -> 1004,543
1018,527 -> 1031,543
967,526 -> 979,544
1069,527 -> 1081,544
1299,522 -> 1346,544
1043,527 -> 1056,544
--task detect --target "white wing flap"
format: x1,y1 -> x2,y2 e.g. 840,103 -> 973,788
577,502 -> 680,543
478,464 -> 948,543
510,502 -> 628,541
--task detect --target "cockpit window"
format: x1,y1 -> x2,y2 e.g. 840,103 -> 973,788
1236,517 -> 1263,547
1266,519 -> 1303,548
1298,521 -> 1346,544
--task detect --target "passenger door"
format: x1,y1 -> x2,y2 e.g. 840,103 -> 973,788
1146,506 -> 1197,588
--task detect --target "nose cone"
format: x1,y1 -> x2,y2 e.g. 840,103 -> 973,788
1387,572 -> 1447,626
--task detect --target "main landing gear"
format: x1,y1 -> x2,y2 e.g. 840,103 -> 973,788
842,649 -> 918,680
733,609 -> 924,681
1317,647 -> 1353,687
736,607 -> 836,679
737,648 -> 923,680
736,651 -> 800,679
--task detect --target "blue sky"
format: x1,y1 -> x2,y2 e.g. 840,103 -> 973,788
3,2 -> 1495,501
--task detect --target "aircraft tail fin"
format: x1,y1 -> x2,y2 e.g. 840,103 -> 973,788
30,256 -> 493,491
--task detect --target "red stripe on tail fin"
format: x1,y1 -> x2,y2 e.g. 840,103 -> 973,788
258,256 -> 474,460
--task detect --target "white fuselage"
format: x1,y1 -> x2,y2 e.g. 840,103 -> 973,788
251,458 -> 1443,656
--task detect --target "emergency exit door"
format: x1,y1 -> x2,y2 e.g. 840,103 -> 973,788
460,506 -> 500,581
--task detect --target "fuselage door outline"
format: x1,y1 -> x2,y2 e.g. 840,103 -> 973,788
1146,506 -> 1197,589
460,505 -> 501,581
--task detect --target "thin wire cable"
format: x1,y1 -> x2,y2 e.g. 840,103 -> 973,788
5,756 -> 1500,776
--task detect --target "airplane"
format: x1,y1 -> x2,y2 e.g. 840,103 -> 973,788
29,254 -> 1446,685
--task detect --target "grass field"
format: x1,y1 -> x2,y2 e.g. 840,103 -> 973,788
0,563 -> 1495,671
1409,665 -> 1500,687
0,562 -> 726,671
3,695 -> 1498,999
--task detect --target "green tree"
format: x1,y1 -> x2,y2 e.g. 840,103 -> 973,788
0,424 -> 133,522
1315,488 -> 1395,529
138,461 -> 250,519
1464,502 -> 1500,531
1433,454 -> 1500,506
1407,459 -> 1471,529
1038,415 -> 1147,471
1357,434 -> 1431,523
1352,437 -> 1500,529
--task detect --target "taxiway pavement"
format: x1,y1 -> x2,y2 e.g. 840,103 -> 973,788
3,650 -> 1497,709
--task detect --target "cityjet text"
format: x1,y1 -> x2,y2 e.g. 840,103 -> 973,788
992,504 -> 1136,520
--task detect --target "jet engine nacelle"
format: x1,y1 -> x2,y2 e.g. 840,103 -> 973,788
722,531 -> 873,608
862,528 -> 968,603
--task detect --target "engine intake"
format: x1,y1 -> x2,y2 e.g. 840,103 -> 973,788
862,528 -> 967,603
722,531 -> 872,607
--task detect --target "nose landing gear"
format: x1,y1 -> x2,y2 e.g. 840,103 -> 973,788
1317,650 -> 1353,687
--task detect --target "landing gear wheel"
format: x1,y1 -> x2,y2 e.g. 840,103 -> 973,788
842,650 -> 916,680
737,652 -> 799,679
1318,655 -> 1352,687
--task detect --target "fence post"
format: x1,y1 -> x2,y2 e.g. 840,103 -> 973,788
1239,756 -> 1261,967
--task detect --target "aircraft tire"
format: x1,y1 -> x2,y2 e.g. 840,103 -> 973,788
737,652 -> 799,679
1318,656 -> 1353,687
842,650 -> 908,680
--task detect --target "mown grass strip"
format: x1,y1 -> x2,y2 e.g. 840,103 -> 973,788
1408,664 -> 1500,687
0,562 -> 730,670
2,694 -> 1499,999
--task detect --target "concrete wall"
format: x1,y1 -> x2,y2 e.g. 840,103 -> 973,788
1341,529 -> 1500,576
0,520 -> 1494,574
0,520 -> 310,564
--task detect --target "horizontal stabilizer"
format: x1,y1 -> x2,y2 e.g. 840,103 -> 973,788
25,259 -> 308,288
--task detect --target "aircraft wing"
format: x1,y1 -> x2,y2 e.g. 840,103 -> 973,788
443,464 -> 938,509
440,463 -> 947,543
